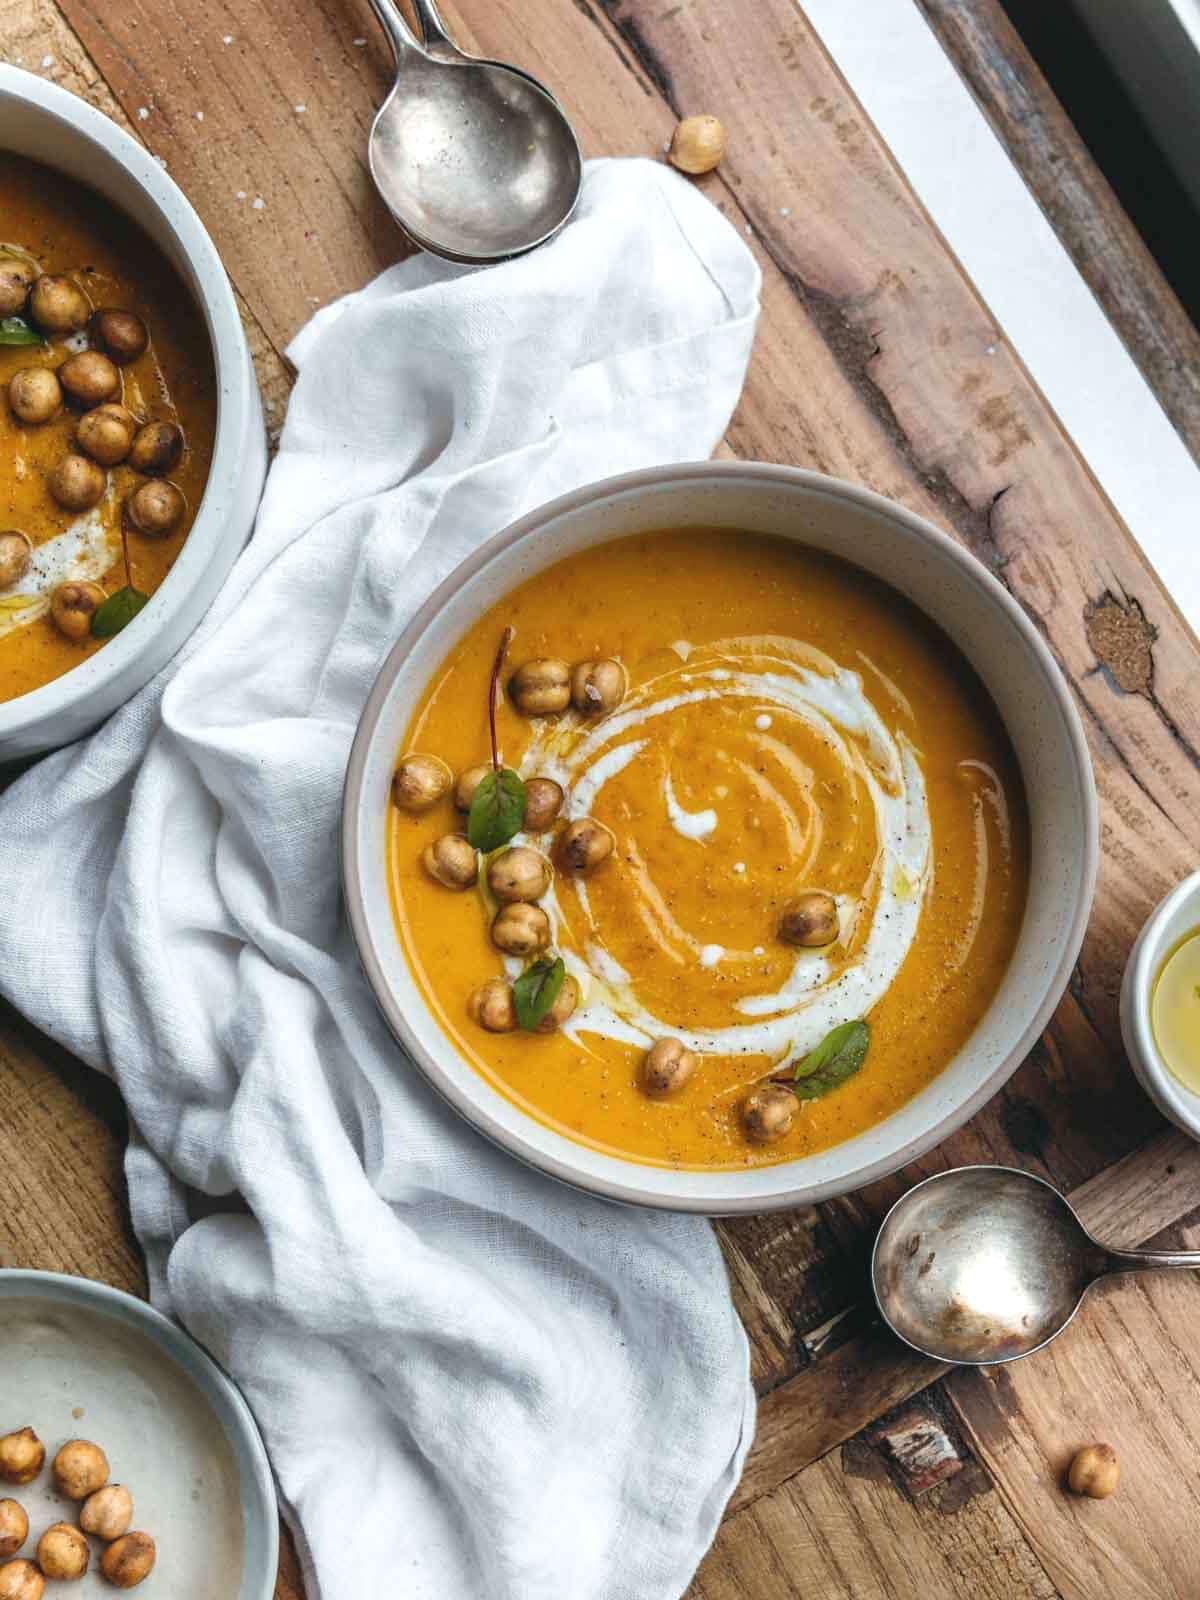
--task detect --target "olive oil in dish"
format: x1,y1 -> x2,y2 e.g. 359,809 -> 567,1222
1152,929 -> 1200,1093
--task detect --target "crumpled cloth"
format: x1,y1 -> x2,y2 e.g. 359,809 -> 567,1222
0,158 -> 761,1599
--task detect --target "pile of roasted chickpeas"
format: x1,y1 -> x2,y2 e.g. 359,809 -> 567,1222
0,1426 -> 156,1594
0,250 -> 187,638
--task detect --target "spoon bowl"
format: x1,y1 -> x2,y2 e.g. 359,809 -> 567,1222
367,0 -> 582,262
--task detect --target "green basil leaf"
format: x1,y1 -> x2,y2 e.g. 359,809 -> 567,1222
90,585 -> 150,639
513,955 -> 565,1032
467,767 -> 527,851
793,1019 -> 870,1099
0,316 -> 43,347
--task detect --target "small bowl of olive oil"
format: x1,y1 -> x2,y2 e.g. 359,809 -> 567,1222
1122,870 -> 1200,1137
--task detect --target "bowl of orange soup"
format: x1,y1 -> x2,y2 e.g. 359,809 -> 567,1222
343,464 -> 1097,1212
0,67 -> 265,759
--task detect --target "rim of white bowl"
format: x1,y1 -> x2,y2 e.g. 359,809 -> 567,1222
342,462 -> 1099,1213
0,66 -> 252,740
0,1268 -> 278,1599
1122,868 -> 1200,1133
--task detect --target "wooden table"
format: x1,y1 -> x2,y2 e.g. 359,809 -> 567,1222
3,1 -> 1199,1595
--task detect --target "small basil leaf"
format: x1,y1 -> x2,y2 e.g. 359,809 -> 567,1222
0,316 -> 44,347
793,1019 -> 870,1099
467,767 -> 527,851
90,585 -> 149,639
513,955 -> 565,1032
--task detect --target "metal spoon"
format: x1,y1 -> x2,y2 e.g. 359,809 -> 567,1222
871,1165 -> 1200,1365
365,0 -> 582,263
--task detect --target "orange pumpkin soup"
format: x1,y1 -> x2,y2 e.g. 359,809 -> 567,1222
0,153 -> 215,701
388,529 -> 1030,1171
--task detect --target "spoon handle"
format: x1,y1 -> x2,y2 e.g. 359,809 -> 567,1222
1103,1245 -> 1200,1273
408,0 -> 462,59
366,0 -> 422,63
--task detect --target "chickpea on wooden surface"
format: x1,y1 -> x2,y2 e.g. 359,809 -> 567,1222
536,973 -> 579,1033
1067,1442 -> 1119,1498
36,1523 -> 89,1581
58,349 -> 121,408
557,818 -> 615,876
100,1531 -> 156,1590
28,273 -> 89,334
51,1437 -> 109,1501
468,977 -> 517,1033
49,454 -> 106,513
779,891 -> 839,949
492,901 -> 550,957
128,420 -> 184,476
50,581 -> 105,642
0,1501 -> 27,1560
422,833 -> 478,890
80,1482 -> 134,1541
0,1429 -> 44,1488
8,367 -> 61,427
742,1083 -> 796,1143
0,1558 -> 42,1600
487,845 -> 551,904
639,1038 -> 696,1098
0,255 -> 37,317
668,114 -> 726,175
76,403 -> 137,467
88,308 -> 149,366
0,532 -> 32,590
570,658 -> 625,715
510,658 -> 570,716
127,478 -> 185,537
392,753 -> 453,812
523,776 -> 563,831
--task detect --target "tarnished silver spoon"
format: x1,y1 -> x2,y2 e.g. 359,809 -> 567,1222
871,1165 -> 1200,1365
365,0 -> 582,263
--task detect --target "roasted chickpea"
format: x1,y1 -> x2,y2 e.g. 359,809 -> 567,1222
0,1501 -> 27,1559
454,763 -> 491,812
741,1083 -> 797,1144
0,532 -> 32,589
779,891 -> 839,949
50,580 -> 105,642
0,1559 -> 42,1600
570,658 -> 625,715
8,366 -> 61,426
128,419 -> 184,476
509,658 -> 570,716
467,977 -> 517,1033
536,973 -> 580,1034
99,1532 -> 156,1590
80,1483 -> 133,1541
49,454 -> 106,512
639,1037 -> 696,1098
35,1523 -> 88,1581
1067,1443 -> 1118,1499
523,777 -> 564,832
88,308 -> 149,366
422,833 -> 478,890
668,113 -> 726,175
51,1439 -> 109,1502
127,478 -> 184,536
76,402 -> 137,466
557,818 -> 615,876
487,846 -> 551,904
0,1429 -> 44,1487
391,753 -> 452,812
0,256 -> 37,318
28,273 -> 89,334
492,902 -> 551,957
58,349 -> 121,408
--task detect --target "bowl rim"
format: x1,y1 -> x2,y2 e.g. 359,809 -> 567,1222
342,461 -> 1099,1213
0,65 -> 253,740
1121,867 -> 1200,1135
0,1266 -> 279,1599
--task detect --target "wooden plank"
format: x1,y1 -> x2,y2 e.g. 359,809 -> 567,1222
917,0 -> 1200,466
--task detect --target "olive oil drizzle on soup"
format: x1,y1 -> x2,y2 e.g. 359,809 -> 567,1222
0,154 -> 215,701
389,530 -> 1030,1171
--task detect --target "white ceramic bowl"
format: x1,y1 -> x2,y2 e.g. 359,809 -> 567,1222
0,66 -> 265,760
1121,868 -> 1200,1137
343,464 -> 1098,1212
0,1268 -> 278,1598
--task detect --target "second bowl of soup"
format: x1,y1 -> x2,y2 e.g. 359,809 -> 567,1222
344,465 -> 1096,1212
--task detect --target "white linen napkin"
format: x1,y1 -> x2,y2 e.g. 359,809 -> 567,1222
0,158 -> 760,1599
